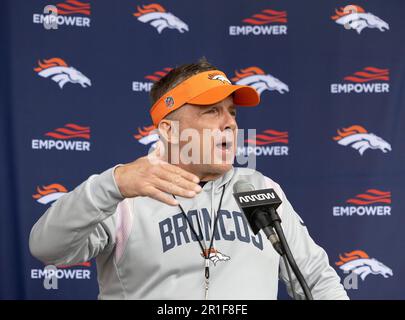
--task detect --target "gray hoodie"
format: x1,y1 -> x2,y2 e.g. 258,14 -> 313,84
29,165 -> 349,300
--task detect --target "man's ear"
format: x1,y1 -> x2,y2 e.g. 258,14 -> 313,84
158,119 -> 180,144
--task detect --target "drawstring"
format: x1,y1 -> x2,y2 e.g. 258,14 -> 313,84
206,184 -> 226,264
173,183 -> 227,299
209,184 -> 215,253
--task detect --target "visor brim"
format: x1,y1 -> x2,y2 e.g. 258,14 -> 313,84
187,85 -> 260,107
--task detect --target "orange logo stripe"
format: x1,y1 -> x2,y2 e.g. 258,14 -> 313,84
333,125 -> 368,141
336,250 -> 369,266
331,5 -> 365,20
243,9 -> 287,25
134,125 -> 155,140
45,123 -> 90,140
344,67 -> 389,83
133,3 -> 166,17
32,184 -> 68,199
245,129 -> 289,145
56,0 -> 90,16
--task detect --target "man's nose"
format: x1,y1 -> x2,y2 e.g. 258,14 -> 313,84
220,110 -> 237,131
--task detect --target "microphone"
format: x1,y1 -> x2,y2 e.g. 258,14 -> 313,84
232,181 -> 284,255
233,180 -> 313,300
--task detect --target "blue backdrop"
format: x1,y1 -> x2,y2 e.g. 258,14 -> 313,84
1,0 -> 404,299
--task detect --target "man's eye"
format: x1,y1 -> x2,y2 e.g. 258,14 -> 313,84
207,107 -> 218,114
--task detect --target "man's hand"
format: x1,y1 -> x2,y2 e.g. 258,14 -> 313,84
114,155 -> 202,206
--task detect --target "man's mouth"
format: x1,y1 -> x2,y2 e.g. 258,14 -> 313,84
215,140 -> 233,151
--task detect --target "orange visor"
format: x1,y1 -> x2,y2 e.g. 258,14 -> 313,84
149,70 -> 260,126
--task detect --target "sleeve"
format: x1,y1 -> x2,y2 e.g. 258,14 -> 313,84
29,166 -> 125,266
264,176 -> 349,300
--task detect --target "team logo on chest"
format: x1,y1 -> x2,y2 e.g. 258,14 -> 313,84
201,248 -> 230,265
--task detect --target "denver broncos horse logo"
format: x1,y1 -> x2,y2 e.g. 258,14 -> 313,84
134,125 -> 159,148
201,248 -> 230,266
208,73 -> 232,85
34,58 -> 91,89
336,250 -> 393,280
32,183 -> 68,205
133,4 -> 189,34
331,5 -> 389,34
333,125 -> 391,155
231,67 -> 289,95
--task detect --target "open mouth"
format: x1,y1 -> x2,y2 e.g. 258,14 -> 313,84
215,140 -> 233,152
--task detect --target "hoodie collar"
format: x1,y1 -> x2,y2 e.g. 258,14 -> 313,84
200,166 -> 235,192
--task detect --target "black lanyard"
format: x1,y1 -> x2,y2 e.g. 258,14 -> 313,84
173,183 -> 227,298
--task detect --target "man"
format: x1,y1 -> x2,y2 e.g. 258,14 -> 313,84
30,58 -> 349,300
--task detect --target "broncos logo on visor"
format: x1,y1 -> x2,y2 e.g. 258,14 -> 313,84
208,73 -> 232,84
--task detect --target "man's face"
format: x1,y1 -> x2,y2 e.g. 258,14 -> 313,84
173,95 -> 238,178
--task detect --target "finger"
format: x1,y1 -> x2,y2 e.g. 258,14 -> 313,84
153,178 -> 198,198
145,186 -> 179,206
155,170 -> 202,193
162,163 -> 200,183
